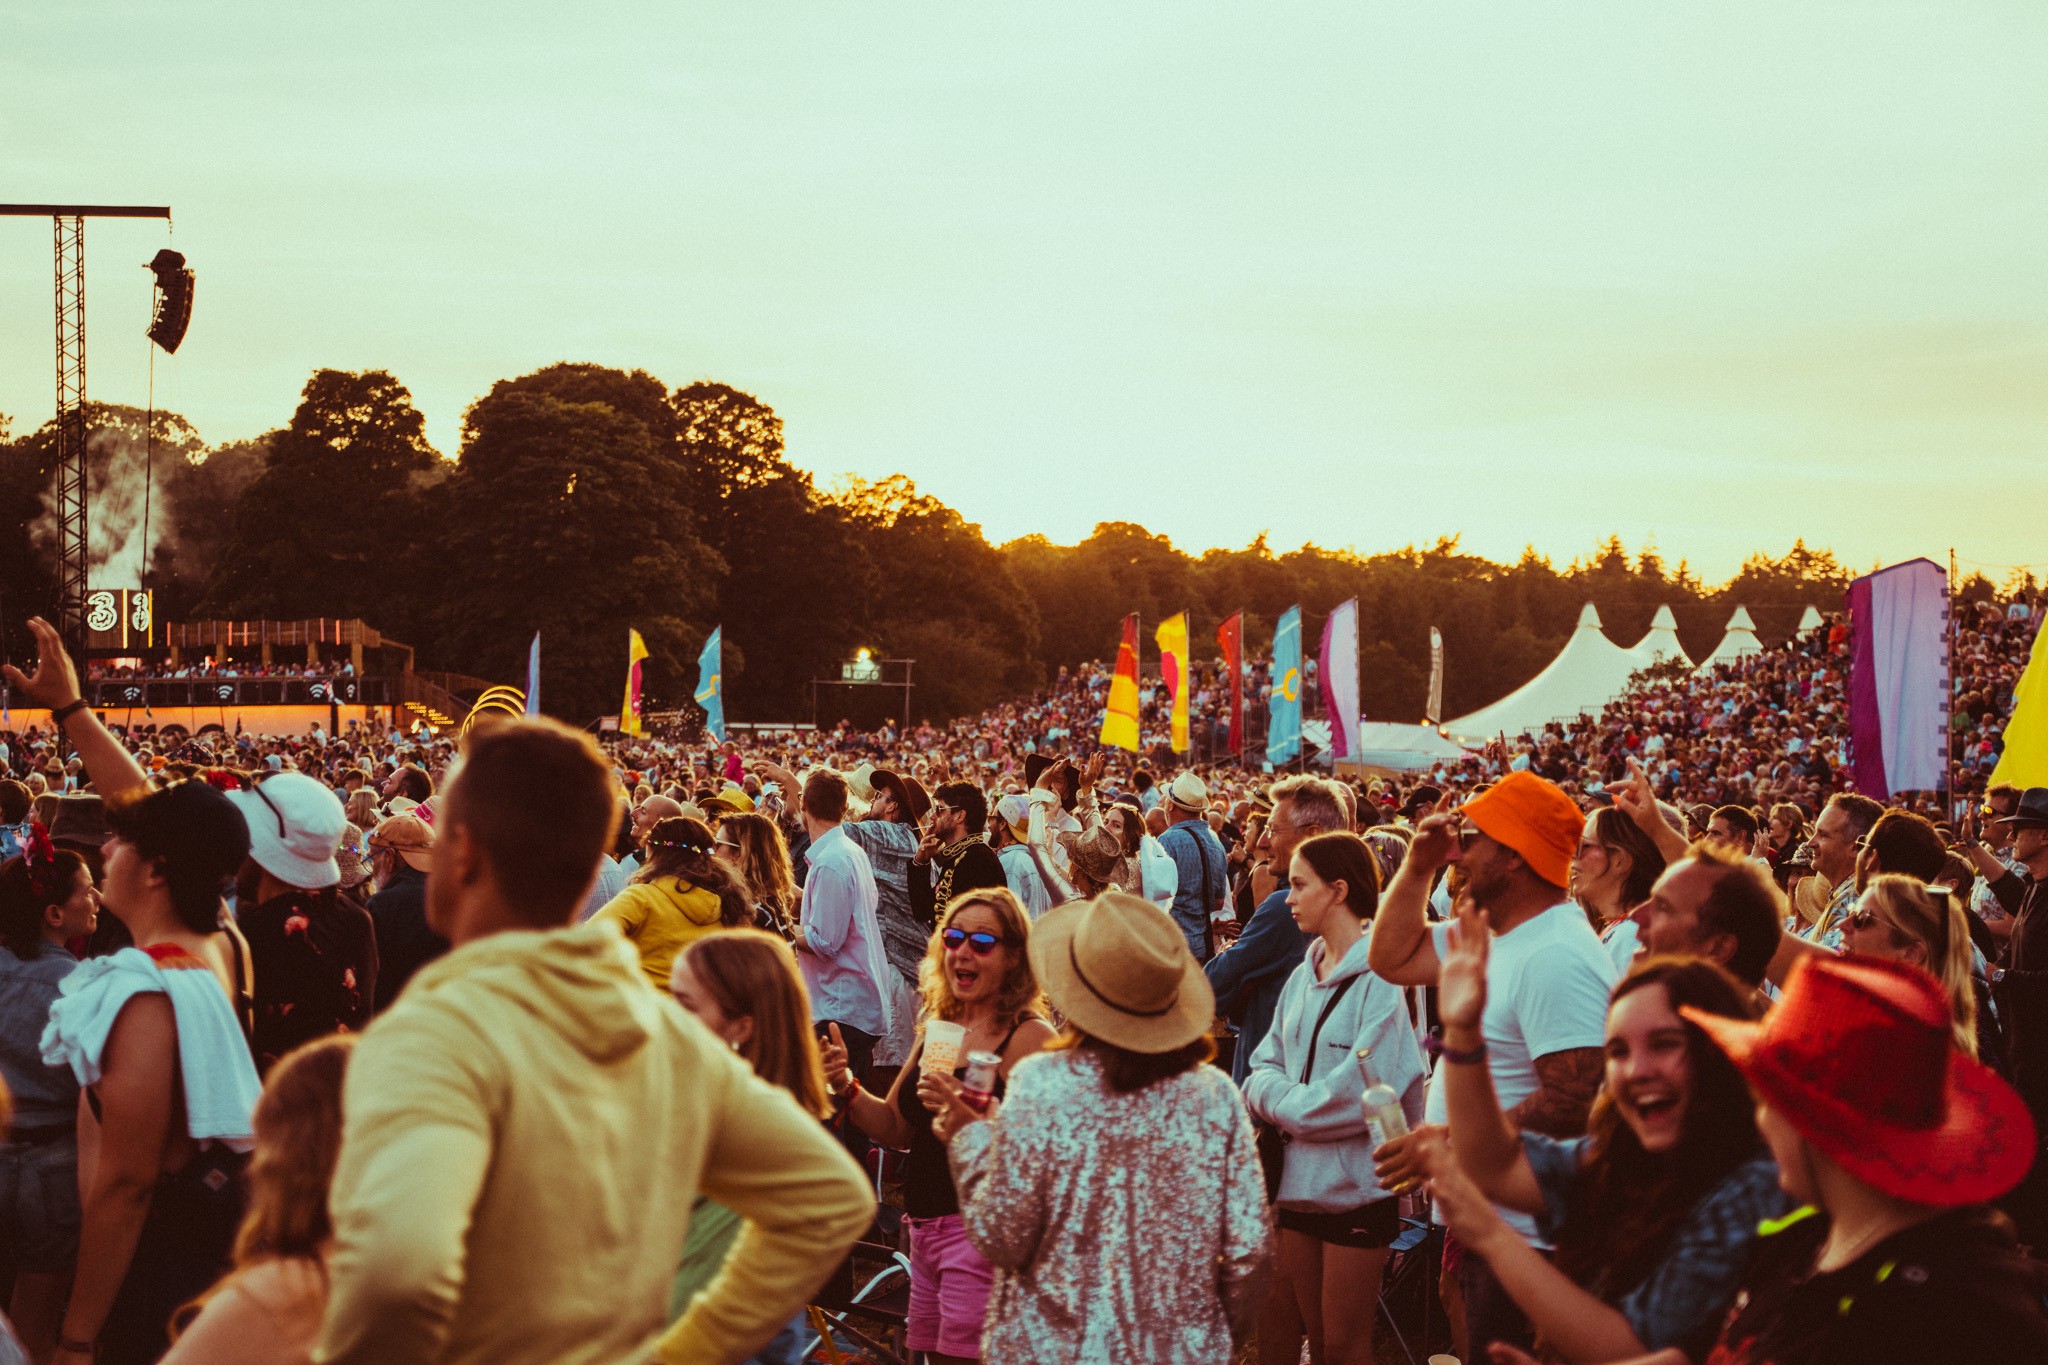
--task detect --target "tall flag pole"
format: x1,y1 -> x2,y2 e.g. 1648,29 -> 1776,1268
1426,626 -> 1444,726
695,627 -> 726,742
525,632 -> 541,716
1218,612 -> 1244,755
1156,611 -> 1191,753
1267,605 -> 1302,766
1318,598 -> 1361,761
1100,614 -> 1142,752
621,628 -> 650,737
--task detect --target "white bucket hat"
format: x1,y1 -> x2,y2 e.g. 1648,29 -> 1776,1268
227,771 -> 346,890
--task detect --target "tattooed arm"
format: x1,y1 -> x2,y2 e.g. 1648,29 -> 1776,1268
1504,1047 -> 1604,1139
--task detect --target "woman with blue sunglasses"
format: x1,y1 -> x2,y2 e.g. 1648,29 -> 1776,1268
822,888 -> 1053,1363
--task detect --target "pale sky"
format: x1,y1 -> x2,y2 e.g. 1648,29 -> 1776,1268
5,2 -> 2045,585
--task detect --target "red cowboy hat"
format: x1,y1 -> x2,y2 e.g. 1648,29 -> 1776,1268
1683,954 -> 2035,1207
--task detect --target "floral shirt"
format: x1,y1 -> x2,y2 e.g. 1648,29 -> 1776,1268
237,889 -> 378,1074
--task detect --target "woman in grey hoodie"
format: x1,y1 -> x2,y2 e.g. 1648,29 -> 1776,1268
1243,832 -> 1426,1365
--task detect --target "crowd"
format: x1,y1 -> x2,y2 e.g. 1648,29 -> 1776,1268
0,585 -> 2043,1365
84,663 -> 357,682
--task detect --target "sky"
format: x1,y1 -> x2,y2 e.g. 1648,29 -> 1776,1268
4,2 -> 2045,587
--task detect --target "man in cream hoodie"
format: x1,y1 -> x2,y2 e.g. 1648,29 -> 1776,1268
315,719 -> 874,1365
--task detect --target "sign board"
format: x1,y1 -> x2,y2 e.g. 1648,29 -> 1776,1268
85,588 -> 154,651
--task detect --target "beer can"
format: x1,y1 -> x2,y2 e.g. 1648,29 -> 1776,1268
960,1049 -> 1003,1110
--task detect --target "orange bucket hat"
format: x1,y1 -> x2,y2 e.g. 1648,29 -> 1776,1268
1462,771 -> 1581,889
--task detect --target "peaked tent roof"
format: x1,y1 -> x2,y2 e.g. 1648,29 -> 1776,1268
1798,605 -> 1824,633
1629,604 -> 1693,669
1696,606 -> 1763,673
1446,603 -> 1643,741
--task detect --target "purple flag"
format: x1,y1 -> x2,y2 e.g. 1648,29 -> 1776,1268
1318,598 -> 1361,760
1847,559 -> 1949,798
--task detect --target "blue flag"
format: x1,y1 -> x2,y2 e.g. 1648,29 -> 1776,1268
695,627 -> 726,742
525,632 -> 541,716
1267,605 -> 1303,766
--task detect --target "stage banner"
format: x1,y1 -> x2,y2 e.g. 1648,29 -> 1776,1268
1268,605 -> 1303,766
1218,612 -> 1244,755
1319,598 -> 1361,760
622,628 -> 650,737
1100,614 -> 1143,752
1426,627 -> 1444,725
1156,612 -> 1191,753
1846,559 -> 1948,797
525,633 -> 541,716
695,627 -> 726,742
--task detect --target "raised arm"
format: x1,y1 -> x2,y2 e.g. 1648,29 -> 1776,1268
4,617 -> 152,800
1614,760 -> 1688,866
1367,802 -> 1456,986
1436,899 -> 1544,1213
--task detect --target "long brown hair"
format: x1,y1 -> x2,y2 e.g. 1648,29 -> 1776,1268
173,1034 -> 355,1338
1551,957 -> 1761,1306
719,812 -> 797,931
918,887 -> 1044,1027
1048,1026 -> 1216,1094
679,930 -> 831,1119
634,817 -> 752,928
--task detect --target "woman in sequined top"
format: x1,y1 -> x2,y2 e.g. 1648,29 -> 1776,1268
927,892 -> 1273,1363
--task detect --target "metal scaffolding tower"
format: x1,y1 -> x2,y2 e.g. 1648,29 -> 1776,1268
1,203 -> 172,665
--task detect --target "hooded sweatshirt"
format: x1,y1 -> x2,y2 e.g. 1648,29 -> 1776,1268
314,918 -> 873,1365
1241,934 -> 1427,1213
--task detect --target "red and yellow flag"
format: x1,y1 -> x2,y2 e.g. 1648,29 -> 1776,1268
1100,614 -> 1142,752
1218,612 -> 1243,755
621,628 -> 650,736
1156,611 -> 1190,753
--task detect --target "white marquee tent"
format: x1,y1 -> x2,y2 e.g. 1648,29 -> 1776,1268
1629,604 -> 1693,669
1695,606 -> 1763,673
1446,603 -> 1643,741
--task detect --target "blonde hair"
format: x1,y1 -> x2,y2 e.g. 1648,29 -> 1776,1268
344,788 -> 379,829
720,812 -> 797,931
1861,874 -> 1978,1057
918,887 -> 1044,1028
678,930 -> 830,1118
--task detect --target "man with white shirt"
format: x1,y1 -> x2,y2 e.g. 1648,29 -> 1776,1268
1368,772 -> 1614,1358
792,768 -> 892,1078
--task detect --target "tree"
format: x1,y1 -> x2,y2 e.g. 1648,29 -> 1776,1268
200,370 -> 441,625
432,380 -> 722,722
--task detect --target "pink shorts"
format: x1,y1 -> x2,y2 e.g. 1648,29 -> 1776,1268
905,1213 -> 995,1359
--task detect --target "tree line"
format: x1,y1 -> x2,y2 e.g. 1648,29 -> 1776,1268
1,364 -> 1922,727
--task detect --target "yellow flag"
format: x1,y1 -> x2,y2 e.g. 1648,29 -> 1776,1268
622,628 -> 650,736
1991,627 -> 2048,788
1155,611 -> 1190,753
1100,614 -> 1142,752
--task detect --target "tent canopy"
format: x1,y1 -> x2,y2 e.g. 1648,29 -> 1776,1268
1697,605 -> 1763,673
1447,603 -> 1642,741
1630,604 -> 1692,669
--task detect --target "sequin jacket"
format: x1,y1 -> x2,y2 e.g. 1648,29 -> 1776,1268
946,1048 -> 1274,1364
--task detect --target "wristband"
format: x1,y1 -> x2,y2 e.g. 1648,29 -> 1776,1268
51,698 -> 90,726
1439,1040 -> 1488,1066
59,1337 -> 96,1355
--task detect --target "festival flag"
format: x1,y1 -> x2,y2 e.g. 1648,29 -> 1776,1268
621,628 -> 650,737
1218,612 -> 1244,755
1426,627 -> 1444,726
695,627 -> 726,742
525,632 -> 541,716
1319,598 -> 1361,760
1156,612 -> 1191,753
1267,605 -> 1303,766
1846,559 -> 1947,798
1100,614 -> 1142,752
1992,618 -> 2048,789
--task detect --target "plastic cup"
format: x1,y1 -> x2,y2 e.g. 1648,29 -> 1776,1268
922,1020 -> 966,1074
1427,1356 -> 1462,1365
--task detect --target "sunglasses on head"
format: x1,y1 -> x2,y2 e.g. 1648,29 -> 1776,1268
941,927 -> 1004,955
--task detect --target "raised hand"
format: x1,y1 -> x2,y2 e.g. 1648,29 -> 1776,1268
1406,791 -> 1461,872
819,1022 -> 853,1094
1438,894 -> 1492,1034
1,617 -> 82,711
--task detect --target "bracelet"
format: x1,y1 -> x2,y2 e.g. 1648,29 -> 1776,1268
51,698 -> 90,726
1439,1040 -> 1488,1066
59,1336 -> 96,1354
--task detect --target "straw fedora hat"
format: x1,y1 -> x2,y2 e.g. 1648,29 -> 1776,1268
1028,892 -> 1213,1053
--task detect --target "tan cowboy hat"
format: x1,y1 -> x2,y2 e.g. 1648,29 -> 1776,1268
1028,892 -> 1213,1053
844,763 -> 878,801
368,812 -> 435,873
1791,872 -> 1831,928
1060,825 -> 1124,885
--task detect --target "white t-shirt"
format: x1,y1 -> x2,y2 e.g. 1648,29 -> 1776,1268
1598,916 -> 1640,976
1425,902 -> 1617,1242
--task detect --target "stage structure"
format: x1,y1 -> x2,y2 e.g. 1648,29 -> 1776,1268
0,203 -> 182,672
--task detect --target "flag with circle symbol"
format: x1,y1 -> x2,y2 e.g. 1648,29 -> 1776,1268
1267,605 -> 1302,766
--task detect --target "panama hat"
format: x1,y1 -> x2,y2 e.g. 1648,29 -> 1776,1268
1164,771 -> 1209,812
1029,892 -> 1213,1053
844,763 -> 878,801
1683,954 -> 2035,1207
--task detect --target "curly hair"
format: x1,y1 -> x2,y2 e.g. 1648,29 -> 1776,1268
917,886 -> 1044,1028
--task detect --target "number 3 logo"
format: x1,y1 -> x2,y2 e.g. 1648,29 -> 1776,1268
86,591 -> 118,633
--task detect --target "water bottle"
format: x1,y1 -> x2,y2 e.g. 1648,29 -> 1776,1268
1358,1047 -> 1409,1149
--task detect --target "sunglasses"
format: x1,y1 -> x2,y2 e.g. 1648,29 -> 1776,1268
1843,908 -> 1883,932
941,927 -> 1005,955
